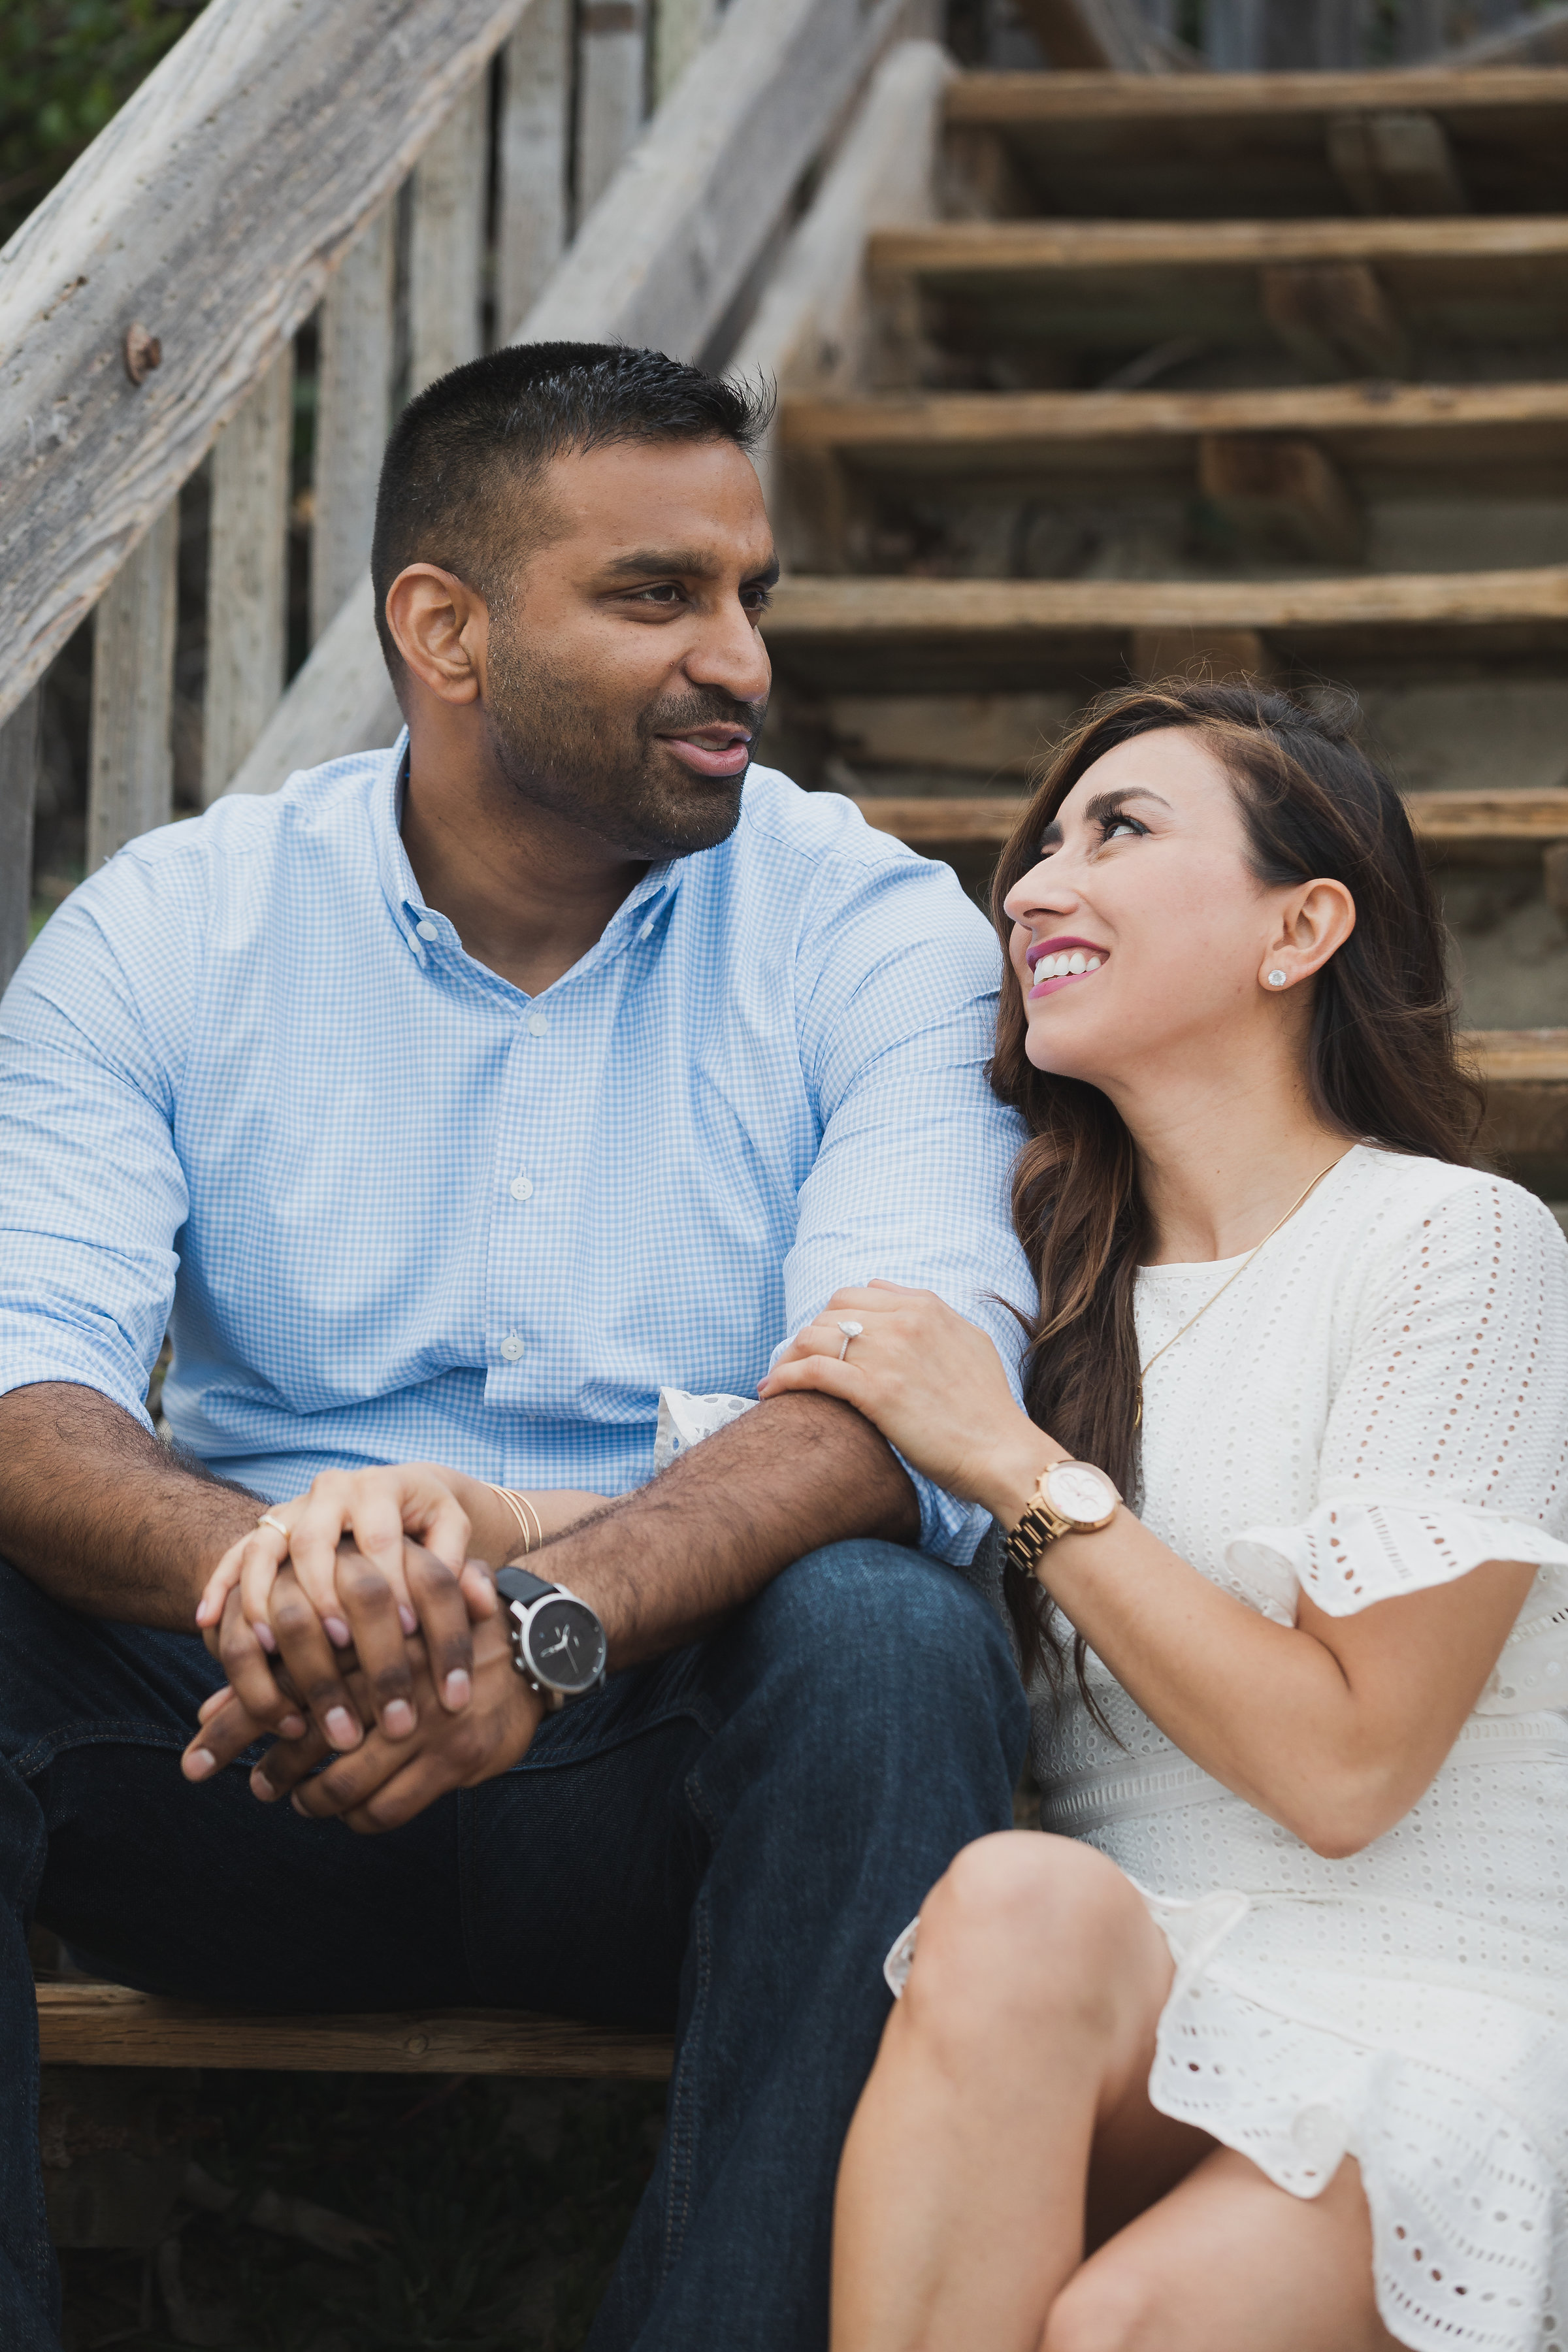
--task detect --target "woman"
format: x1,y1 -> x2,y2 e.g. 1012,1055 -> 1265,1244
757,681 -> 1568,2352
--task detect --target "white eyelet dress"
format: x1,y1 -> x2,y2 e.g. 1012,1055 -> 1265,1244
890,1147 -> 1568,2352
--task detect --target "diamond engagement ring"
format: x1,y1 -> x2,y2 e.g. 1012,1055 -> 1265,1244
836,1318 -> 864,1360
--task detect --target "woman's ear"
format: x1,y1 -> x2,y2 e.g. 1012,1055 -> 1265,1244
1258,878 -> 1356,995
384,564 -> 488,706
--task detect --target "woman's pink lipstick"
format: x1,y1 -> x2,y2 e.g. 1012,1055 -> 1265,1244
1026,935 -> 1109,1001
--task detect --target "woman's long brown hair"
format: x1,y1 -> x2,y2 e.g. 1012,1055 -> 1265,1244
988,679 -> 1484,1691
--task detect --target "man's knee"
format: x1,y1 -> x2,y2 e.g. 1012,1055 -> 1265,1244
732,1539 -> 1028,1771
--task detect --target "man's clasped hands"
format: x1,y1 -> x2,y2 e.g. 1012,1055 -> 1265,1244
180,1465 -> 568,1833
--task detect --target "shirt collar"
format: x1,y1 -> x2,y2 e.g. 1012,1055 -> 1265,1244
368,729 -> 683,983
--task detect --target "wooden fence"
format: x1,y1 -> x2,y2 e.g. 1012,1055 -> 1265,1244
0,0 -> 934,990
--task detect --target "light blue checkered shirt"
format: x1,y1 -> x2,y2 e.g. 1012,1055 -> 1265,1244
0,738 -> 1033,1561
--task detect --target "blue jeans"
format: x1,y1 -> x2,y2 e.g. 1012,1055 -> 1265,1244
0,1541 -> 1027,2351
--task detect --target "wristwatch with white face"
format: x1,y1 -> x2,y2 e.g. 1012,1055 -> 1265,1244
1003,1459 -> 1122,1582
493,1566 -> 608,1707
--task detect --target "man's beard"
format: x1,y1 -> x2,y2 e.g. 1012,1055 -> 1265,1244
482,627 -> 768,862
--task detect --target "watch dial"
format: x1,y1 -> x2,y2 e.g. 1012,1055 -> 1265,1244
525,1597 -> 607,1693
1045,1463 -> 1117,1526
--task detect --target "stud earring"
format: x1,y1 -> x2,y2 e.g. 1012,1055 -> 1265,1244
1267,970 -> 1288,988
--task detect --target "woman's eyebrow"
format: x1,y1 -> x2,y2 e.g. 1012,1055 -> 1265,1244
1081,786 -> 1175,825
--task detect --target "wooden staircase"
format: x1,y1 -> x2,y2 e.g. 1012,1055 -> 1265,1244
762,63 -> 1568,1203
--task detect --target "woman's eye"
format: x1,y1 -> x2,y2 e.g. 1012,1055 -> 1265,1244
1102,813 -> 1145,841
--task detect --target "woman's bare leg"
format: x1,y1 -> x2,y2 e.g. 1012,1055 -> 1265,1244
830,1833 -> 1209,2352
1043,2148 -> 1400,2352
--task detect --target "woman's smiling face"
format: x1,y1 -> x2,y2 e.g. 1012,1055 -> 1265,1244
1002,725 -> 1301,1086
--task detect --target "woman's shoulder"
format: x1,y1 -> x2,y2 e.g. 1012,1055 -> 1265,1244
1334,1145 -> 1567,1291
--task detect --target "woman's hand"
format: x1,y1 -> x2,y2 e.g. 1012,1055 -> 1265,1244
759,1282 -> 1058,1520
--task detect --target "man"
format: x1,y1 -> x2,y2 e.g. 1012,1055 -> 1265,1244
0,342 -> 1030,2350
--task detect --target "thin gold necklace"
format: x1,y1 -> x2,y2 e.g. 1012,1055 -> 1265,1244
1134,1152 -> 1350,1426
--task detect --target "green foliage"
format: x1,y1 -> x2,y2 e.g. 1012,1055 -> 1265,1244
0,1 -> 210,246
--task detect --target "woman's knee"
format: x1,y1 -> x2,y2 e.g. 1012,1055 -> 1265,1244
905,1834 -> 1149,2046
1042,2257 -> 1161,2352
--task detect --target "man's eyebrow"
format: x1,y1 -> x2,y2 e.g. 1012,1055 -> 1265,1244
601,548 -> 780,587
1039,785 -> 1175,844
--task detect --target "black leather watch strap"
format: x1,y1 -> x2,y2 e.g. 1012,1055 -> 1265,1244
495,1564 -> 557,1609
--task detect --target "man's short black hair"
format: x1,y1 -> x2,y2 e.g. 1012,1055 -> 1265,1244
369,341 -> 774,679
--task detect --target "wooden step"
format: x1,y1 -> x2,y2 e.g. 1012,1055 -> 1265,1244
764,568 -> 1568,695
851,789 -> 1568,866
868,217 -> 1568,372
1473,1028 -> 1568,1162
780,381 -> 1568,501
35,1980 -> 674,2078
945,69 -> 1568,221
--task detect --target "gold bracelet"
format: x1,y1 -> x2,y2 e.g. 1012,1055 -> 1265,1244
485,1484 -> 543,1558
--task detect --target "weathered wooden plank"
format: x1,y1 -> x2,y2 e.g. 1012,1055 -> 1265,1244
0,0 -> 537,733
410,73 -> 491,395
1471,1028 -> 1568,1161
496,0 -> 572,340
35,1982 -> 674,2079
225,0 -> 919,797
652,0 -> 717,105
943,67 -> 1568,124
87,502 -> 178,866
1129,625 -> 1271,683
763,566 -> 1568,694
311,204 -> 395,645
868,215 -> 1568,361
779,380 -> 1568,498
730,39 -> 953,549
578,0 -> 647,218
203,348 -> 293,806
941,69 -> 1568,223
0,687 -> 41,992
852,787 -> 1568,855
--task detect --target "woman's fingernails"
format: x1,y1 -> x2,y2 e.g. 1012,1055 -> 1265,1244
399,1603 -> 417,1637
290,1793 -> 308,1817
324,1616 -> 351,1648
250,1766 -> 276,1801
324,1707 -> 359,1749
444,1669 -> 471,1710
184,1748 -> 216,1782
384,1699 -> 416,1738
252,1621 -> 277,1654
278,1713 -> 306,1740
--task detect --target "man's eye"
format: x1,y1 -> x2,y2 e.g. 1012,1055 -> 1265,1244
632,583 -> 683,605
741,585 -> 773,614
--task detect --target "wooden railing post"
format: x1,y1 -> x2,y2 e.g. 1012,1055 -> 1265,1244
409,74 -> 489,394
497,0 -> 574,338
88,503 -> 179,866
578,0 -> 648,216
653,0 -> 718,103
0,689 -> 41,991
202,350 -> 293,806
312,204 -> 396,646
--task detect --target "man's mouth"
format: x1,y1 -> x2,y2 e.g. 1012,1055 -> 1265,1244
1026,934 -> 1107,1000
658,725 -> 754,779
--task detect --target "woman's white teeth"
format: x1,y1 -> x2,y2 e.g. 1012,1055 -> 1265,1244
1037,951 -> 1103,979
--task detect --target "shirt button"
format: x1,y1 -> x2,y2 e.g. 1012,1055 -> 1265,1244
500,1334 -> 523,1361
416,919 -> 438,941
527,1010 -> 548,1036
639,919 -> 655,942
510,1175 -> 534,1201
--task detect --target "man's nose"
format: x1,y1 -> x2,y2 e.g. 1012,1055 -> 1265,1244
685,593 -> 772,707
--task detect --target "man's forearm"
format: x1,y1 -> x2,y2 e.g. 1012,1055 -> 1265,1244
534,1392 -> 921,1667
0,1382 -> 261,1628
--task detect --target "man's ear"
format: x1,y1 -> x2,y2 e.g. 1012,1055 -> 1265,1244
384,564 -> 488,706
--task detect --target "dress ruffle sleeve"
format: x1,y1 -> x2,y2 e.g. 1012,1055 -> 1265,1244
1215,1175 -> 1568,1711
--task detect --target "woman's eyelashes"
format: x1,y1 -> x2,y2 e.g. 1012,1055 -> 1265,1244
1036,806 -> 1149,860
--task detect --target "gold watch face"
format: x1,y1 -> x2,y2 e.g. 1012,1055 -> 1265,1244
1043,1462 -> 1119,1529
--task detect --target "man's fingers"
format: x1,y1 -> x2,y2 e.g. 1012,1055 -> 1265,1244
216,1587 -> 300,1725
335,1543 -> 419,1740
269,1569 -> 364,1753
404,1542 -> 475,1711
338,1753 -> 466,1835
249,1717 -> 332,1803
182,1688 -> 307,1782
